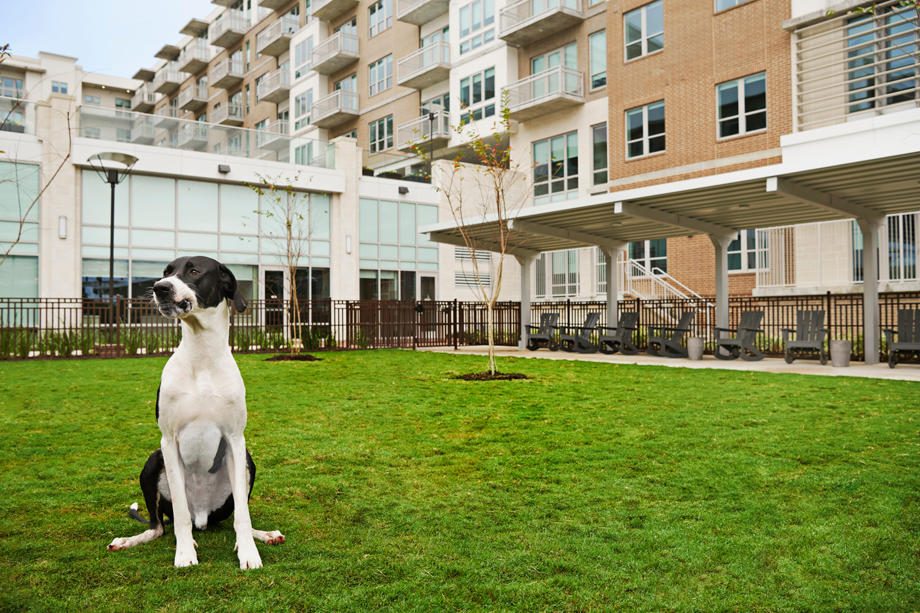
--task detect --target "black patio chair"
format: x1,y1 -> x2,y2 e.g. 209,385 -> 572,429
714,310 -> 764,361
884,309 -> 920,368
525,312 -> 560,351
598,311 -> 639,355
647,312 -> 696,358
782,310 -> 828,365
556,312 -> 601,354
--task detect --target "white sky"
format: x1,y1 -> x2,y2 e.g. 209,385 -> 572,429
5,0 -> 217,78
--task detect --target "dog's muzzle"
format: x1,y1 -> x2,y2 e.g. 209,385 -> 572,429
153,282 -> 193,318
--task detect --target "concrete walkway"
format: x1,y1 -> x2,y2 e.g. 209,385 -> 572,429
421,345 -> 920,382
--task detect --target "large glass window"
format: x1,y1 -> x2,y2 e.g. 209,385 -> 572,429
727,229 -> 766,271
458,0 -> 495,55
369,0 -> 393,37
0,161 -> 39,297
887,212 -> 918,281
551,250 -> 579,297
846,7 -> 918,113
369,115 -> 394,153
294,37 -> 312,79
625,0 -> 663,61
629,239 -> 667,273
533,131 -> 578,205
369,55 -> 393,96
459,67 -> 495,124
359,198 -> 439,293
589,30 -> 607,89
625,100 -> 665,159
717,72 -> 766,138
592,123 -> 607,185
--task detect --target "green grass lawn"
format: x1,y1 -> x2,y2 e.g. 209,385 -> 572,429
1,351 -> 918,612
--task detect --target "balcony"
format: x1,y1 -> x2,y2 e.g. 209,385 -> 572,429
256,15 -> 300,57
504,66 -> 584,121
152,62 -> 185,95
131,84 -> 156,112
257,68 -> 291,104
312,31 -> 359,75
499,0 -> 584,47
210,57 -> 245,89
312,90 -> 359,128
259,0 -> 291,8
256,120 -> 289,151
154,106 -> 179,128
178,39 -> 211,74
311,0 -> 359,21
212,102 -> 244,125
396,110 -> 450,152
397,41 -> 450,90
209,10 -> 248,48
178,82 -> 209,112
178,122 -> 209,150
131,116 -> 156,144
396,0 -> 449,25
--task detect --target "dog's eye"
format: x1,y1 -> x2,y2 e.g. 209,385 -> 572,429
190,268 -> 200,276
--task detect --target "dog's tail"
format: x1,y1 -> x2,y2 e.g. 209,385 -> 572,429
128,502 -> 150,526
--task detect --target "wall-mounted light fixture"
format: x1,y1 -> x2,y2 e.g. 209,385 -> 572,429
218,164 -> 231,174
345,235 -> 352,254
58,216 -> 67,239
398,185 -> 409,195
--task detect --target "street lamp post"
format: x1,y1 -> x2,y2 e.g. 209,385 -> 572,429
427,109 -> 436,180
87,152 -> 138,348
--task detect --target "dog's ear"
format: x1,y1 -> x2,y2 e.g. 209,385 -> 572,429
219,264 -> 248,314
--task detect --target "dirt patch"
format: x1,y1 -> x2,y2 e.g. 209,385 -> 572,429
452,371 -> 529,381
265,354 -> 322,362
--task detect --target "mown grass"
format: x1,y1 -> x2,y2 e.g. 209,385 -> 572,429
0,351 -> 918,612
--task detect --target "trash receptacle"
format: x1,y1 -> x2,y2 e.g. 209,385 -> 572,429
687,337 -> 704,361
830,339 -> 851,367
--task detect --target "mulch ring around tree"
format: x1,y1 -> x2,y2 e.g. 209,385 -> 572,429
452,372 -> 529,381
265,354 -> 322,362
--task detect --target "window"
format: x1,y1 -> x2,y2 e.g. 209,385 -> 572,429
294,37 -> 312,79
1,77 -> 23,98
459,67 -> 495,124
846,7 -> 918,114
530,43 -> 578,99
84,127 -> 101,139
369,115 -> 394,153
422,26 -> 449,47
369,55 -> 393,96
459,0 -> 495,55
717,72 -> 766,138
887,213 -> 918,281
624,0 -> 663,61
52,81 -> 68,94
423,93 -> 450,112
255,75 -> 265,102
533,131 -> 578,205
116,97 -> 131,109
551,250 -> 579,297
294,90 -> 312,130
335,73 -> 357,92
84,94 -> 101,105
336,16 -> 357,34
716,0 -> 753,11
245,84 -> 251,114
625,100 -> 665,158
727,229 -> 766,271
369,0 -> 393,37
246,40 -> 251,70
589,30 -> 606,89
117,128 -> 131,142
592,123 -> 607,185
629,239 -> 667,273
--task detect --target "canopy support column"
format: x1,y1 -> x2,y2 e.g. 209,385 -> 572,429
710,234 -> 735,331
857,217 -> 883,364
601,243 -> 625,328
515,254 -> 537,349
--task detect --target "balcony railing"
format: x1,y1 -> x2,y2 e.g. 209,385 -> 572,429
396,0 -> 449,25
210,57 -> 245,89
178,82 -> 209,112
312,90 -> 360,128
178,39 -> 211,74
397,41 -> 450,89
212,102 -> 244,125
311,0 -> 359,21
75,105 -> 334,167
153,106 -> 179,128
256,67 -> 291,104
312,31 -> 359,75
500,0 -> 584,47
396,110 -> 451,151
209,10 -> 248,48
0,97 -> 34,134
152,62 -> 186,95
504,66 -> 584,120
256,15 -> 300,56
791,0 -> 920,132
131,85 -> 157,112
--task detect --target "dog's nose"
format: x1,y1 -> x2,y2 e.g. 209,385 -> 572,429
153,282 -> 172,300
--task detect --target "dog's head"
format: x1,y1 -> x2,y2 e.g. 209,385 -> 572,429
152,256 -> 248,318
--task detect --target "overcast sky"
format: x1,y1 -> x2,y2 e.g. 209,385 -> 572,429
5,0 -> 216,78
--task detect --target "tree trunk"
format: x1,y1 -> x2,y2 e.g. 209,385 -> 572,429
487,299 -> 496,375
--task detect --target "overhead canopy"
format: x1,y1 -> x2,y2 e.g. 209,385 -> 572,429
425,151 -> 920,254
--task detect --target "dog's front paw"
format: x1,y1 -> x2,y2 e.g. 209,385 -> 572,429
265,531 -> 285,545
107,537 -> 127,551
237,543 -> 262,570
174,546 -> 199,568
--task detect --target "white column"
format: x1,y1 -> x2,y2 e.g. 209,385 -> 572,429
601,243 -> 624,328
515,254 -> 536,349
710,234 -> 734,331
858,217 -> 882,365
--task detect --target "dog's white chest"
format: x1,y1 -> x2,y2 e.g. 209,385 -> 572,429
158,355 -> 246,436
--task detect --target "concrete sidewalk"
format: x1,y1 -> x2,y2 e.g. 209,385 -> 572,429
420,345 -> 920,382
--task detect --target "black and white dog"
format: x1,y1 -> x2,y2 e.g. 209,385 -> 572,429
107,256 -> 283,569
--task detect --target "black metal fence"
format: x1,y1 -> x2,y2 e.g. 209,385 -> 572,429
0,292 -> 918,361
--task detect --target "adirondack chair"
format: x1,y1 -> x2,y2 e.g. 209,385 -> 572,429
525,312 -> 560,351
782,310 -> 828,365
884,309 -> 920,368
714,310 -> 764,361
598,311 -> 639,355
556,312 -> 601,354
647,312 -> 695,358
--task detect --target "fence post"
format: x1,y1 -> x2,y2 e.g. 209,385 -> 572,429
825,290 -> 832,340
566,299 -> 572,327
453,299 -> 458,350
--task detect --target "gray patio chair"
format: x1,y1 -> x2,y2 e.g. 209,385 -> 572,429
598,311 -> 639,355
525,312 -> 560,351
714,310 -> 764,361
782,310 -> 828,365
884,309 -> 920,368
647,312 -> 695,358
556,312 -> 601,354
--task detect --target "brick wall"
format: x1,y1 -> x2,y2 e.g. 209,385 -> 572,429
667,235 -> 758,296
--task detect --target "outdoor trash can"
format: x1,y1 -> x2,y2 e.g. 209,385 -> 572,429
687,337 -> 704,360
830,339 -> 851,367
